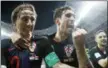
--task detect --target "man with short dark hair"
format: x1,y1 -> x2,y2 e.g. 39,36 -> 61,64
89,30 -> 108,68
46,6 -> 94,68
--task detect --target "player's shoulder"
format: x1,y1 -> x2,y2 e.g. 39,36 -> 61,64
89,46 -> 97,54
1,38 -> 11,48
32,35 -> 50,45
32,35 -> 49,42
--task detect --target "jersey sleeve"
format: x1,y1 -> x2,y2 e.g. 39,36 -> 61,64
37,36 -> 60,67
105,46 -> 108,55
89,48 -> 103,67
1,39 -> 10,48
1,39 -> 10,66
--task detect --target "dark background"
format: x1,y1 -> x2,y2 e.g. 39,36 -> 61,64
1,1 -> 66,30
1,1 -> 107,49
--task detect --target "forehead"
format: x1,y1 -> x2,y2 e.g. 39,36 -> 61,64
19,9 -> 36,17
62,9 -> 74,15
96,32 -> 106,37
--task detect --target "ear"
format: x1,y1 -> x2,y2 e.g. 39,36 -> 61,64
95,36 -> 97,42
55,18 -> 60,25
12,24 -> 17,32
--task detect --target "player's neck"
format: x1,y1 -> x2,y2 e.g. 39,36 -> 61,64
98,44 -> 105,51
20,32 -> 32,41
54,31 -> 68,42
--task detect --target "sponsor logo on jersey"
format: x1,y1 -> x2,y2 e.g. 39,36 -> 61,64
29,53 -> 39,60
63,57 -> 74,62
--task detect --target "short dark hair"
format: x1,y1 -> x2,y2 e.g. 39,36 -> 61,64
53,6 -> 73,21
95,30 -> 106,37
11,3 -> 37,24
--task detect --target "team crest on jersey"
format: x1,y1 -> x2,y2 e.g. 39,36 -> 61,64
29,41 -> 36,52
29,41 -> 39,60
64,44 -> 73,57
29,53 -> 39,60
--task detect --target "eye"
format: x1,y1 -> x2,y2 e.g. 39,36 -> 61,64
31,17 -> 35,22
65,13 -> 72,18
103,35 -> 107,38
65,13 -> 75,18
99,36 -> 102,38
22,17 -> 28,22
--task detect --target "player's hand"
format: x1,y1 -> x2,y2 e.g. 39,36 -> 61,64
1,65 -> 7,68
10,32 -> 30,50
72,28 -> 87,45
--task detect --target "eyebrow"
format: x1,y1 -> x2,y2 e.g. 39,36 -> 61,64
65,13 -> 75,18
21,12 -> 34,15
20,12 -> 37,18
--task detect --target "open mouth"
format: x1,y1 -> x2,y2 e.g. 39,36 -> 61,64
68,22 -> 74,28
68,24 -> 74,30
23,26 -> 33,31
101,40 -> 107,44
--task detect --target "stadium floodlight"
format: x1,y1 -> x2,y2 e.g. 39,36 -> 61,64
74,1 -> 101,26
1,28 -> 12,37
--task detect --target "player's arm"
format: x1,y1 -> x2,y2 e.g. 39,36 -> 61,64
72,28 -> 94,68
98,57 -> 108,68
1,39 -> 10,68
1,48 -> 7,68
89,48 -> 108,68
53,62 -> 76,68
44,51 -> 76,68
43,37 -> 76,68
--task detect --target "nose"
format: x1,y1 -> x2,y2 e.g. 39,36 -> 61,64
27,19 -> 32,26
101,36 -> 107,40
70,16 -> 75,21
68,18 -> 75,25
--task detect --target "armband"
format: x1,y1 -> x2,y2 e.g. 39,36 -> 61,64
45,52 -> 60,67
